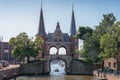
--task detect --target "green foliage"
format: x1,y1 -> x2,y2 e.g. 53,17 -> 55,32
76,13 -> 117,63
76,26 -> 93,40
9,32 -> 44,63
99,22 -> 120,60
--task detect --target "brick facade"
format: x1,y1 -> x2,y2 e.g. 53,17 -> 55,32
0,42 -> 18,64
104,58 -> 117,70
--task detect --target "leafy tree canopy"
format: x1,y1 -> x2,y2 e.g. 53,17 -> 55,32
76,26 -> 93,40
9,32 -> 44,63
76,13 -> 117,63
99,22 -> 120,60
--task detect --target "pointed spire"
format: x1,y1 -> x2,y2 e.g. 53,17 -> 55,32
55,22 -> 61,32
56,22 -> 60,29
70,3 -> 76,36
54,22 -> 62,36
37,1 -> 46,36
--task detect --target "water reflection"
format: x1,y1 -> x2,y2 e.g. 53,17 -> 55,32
10,60 -> 95,80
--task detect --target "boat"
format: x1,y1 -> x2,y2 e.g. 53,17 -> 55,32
54,68 -> 59,72
61,64 -> 64,67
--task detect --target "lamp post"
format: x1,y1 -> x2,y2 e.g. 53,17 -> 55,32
3,75 -> 7,80
0,36 -> 3,60
14,73 -> 16,80
35,62 -> 38,80
35,70 -> 37,80
0,70 -> 3,80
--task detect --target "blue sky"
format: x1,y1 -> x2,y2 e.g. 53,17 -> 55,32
0,0 -> 120,42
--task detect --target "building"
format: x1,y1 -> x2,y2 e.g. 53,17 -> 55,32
104,58 -> 117,71
0,42 -> 17,64
36,5 -> 78,59
104,57 -> 120,73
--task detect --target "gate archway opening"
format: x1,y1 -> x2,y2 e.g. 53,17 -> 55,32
49,59 -> 66,75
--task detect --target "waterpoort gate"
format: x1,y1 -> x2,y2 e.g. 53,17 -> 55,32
36,5 -> 78,73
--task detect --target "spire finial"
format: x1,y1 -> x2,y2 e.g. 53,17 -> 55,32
72,0 -> 74,11
41,0 -> 43,8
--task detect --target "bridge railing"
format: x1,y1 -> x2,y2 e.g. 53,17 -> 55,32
44,55 -> 72,61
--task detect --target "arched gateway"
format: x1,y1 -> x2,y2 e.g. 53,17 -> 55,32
36,5 -> 78,73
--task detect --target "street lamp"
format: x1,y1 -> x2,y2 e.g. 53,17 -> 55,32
35,69 -> 37,80
14,73 -> 16,80
3,75 -> 7,80
35,61 -> 38,80
0,36 -> 3,60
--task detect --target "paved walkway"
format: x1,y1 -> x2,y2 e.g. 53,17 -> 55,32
0,64 -> 20,70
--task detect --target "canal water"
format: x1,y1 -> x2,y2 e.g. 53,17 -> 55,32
11,60 -> 95,80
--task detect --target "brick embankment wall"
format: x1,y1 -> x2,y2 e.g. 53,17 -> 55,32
0,60 -> 48,80
20,60 -> 48,75
93,70 -> 120,80
0,66 -> 20,80
68,59 -> 93,75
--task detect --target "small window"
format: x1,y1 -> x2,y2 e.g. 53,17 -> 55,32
59,39 -> 62,42
4,49 -> 9,53
108,62 -> 111,68
54,39 -> 57,42
113,62 -> 116,68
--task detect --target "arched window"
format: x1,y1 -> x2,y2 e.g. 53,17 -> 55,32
58,47 -> 66,55
49,47 -> 57,55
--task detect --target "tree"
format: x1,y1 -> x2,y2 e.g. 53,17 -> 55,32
76,13 -> 116,63
76,26 -> 95,62
9,32 -> 44,63
76,26 -> 93,40
99,22 -> 120,60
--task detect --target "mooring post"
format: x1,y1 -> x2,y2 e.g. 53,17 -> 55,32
14,73 -> 16,80
3,75 -> 7,80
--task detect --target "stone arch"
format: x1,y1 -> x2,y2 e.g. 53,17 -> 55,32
44,55 -> 72,74
49,58 -> 67,72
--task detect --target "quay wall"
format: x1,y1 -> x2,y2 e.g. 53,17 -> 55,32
20,60 -> 48,75
0,60 -> 94,79
0,60 -> 48,79
68,59 -> 93,75
0,67 -> 20,80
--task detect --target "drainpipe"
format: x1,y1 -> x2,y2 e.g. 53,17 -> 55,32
116,55 -> 119,74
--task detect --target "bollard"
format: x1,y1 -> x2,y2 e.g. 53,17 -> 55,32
14,73 -> 16,80
35,71 -> 37,80
2,75 -> 7,80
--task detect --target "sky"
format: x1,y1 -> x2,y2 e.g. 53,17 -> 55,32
0,0 -> 120,42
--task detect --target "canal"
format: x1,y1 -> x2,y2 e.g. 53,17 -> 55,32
10,60 -> 95,80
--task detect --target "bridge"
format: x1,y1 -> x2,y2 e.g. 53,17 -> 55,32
44,55 -> 72,73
